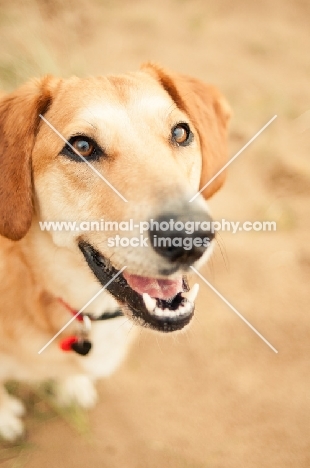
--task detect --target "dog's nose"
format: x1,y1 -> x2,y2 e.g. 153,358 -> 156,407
149,212 -> 215,264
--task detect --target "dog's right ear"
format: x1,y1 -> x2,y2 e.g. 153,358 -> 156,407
142,63 -> 231,199
0,77 -> 55,241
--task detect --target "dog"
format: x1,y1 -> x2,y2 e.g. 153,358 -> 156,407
0,63 -> 230,441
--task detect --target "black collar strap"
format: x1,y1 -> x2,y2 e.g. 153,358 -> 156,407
86,309 -> 124,321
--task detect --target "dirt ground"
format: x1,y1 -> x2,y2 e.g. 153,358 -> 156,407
0,0 -> 310,467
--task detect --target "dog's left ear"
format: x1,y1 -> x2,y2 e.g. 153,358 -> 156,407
142,63 -> 231,199
0,77 -> 55,240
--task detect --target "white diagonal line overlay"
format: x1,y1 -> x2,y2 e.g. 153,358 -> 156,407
38,267 -> 127,354
190,267 -> 278,353
39,115 -> 128,202
189,115 -> 277,202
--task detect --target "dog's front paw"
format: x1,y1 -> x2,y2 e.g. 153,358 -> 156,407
56,375 -> 98,409
0,395 -> 25,442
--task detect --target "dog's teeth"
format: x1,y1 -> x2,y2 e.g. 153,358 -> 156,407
183,302 -> 193,314
178,304 -> 191,316
154,308 -> 164,317
144,292 -> 195,320
143,293 -> 157,312
182,283 -> 199,303
163,308 -> 172,317
158,304 -> 193,319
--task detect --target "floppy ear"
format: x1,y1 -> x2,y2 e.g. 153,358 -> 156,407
142,63 -> 231,199
0,77 -> 54,240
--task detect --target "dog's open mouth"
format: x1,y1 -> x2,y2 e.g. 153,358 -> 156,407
79,241 -> 199,332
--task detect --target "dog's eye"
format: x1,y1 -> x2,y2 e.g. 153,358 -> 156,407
171,123 -> 193,146
60,136 -> 103,162
72,138 -> 94,157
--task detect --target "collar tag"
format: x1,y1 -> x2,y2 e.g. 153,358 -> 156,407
59,314 -> 93,356
59,334 -> 92,356
71,339 -> 92,356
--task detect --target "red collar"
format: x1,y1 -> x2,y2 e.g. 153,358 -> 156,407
57,297 -> 84,322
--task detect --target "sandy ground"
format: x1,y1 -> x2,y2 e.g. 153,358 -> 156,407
0,0 -> 310,467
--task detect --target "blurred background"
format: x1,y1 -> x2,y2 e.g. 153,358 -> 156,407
0,0 -> 309,467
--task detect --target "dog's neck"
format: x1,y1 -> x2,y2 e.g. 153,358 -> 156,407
18,220 -> 119,317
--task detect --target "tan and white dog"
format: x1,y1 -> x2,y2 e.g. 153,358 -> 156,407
0,64 -> 230,441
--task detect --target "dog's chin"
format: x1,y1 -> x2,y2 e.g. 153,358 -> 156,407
78,240 -> 199,332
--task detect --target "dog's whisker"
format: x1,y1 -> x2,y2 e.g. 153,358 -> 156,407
170,332 -> 179,346
82,118 -> 97,131
215,233 -> 229,271
194,309 -> 202,323
125,322 -> 135,342
205,254 -> 215,281
155,336 -> 164,355
165,102 -> 180,120
183,328 -> 192,345
113,318 -> 130,333
137,327 -> 146,349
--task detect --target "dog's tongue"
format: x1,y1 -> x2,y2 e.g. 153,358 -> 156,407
123,272 -> 183,300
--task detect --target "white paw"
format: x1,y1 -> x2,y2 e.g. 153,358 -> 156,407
0,396 -> 25,442
56,375 -> 98,409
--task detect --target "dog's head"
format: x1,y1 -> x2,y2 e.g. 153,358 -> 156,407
0,64 -> 230,332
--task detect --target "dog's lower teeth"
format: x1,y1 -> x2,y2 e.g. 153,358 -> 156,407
142,293 -> 157,312
154,308 -> 173,318
183,302 -> 192,314
151,303 -> 193,319
142,286 -> 197,320
154,308 -> 165,317
175,305 -> 185,317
